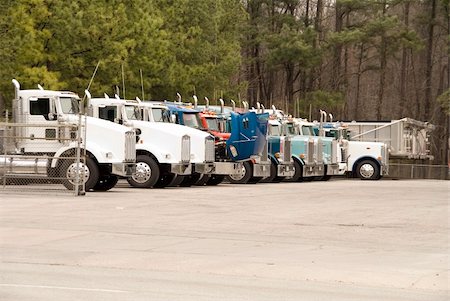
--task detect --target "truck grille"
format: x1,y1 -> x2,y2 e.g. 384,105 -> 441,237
331,140 -> 338,164
181,135 -> 191,163
307,139 -> 314,164
205,136 -> 215,163
317,138 -> 323,163
125,131 -> 136,162
282,137 -> 291,162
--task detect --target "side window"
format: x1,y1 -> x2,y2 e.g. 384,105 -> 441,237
30,98 -> 51,120
242,117 -> 249,129
98,106 -> 116,122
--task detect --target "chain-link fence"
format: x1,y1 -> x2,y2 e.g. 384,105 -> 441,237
388,163 -> 449,180
0,120 -> 86,196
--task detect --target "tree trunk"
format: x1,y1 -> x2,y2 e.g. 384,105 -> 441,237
355,43 -> 365,120
399,1 -> 410,117
376,1 -> 388,121
331,1 -> 343,91
424,0 -> 436,121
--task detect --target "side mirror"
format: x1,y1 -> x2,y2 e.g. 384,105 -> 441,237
47,113 -> 56,121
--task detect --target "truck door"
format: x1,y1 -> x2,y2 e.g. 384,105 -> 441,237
25,97 -> 62,152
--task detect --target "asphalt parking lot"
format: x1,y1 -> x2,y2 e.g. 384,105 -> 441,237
0,179 -> 448,300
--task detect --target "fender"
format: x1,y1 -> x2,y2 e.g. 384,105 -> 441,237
50,141 -> 105,168
291,155 -> 305,166
136,141 -> 179,164
268,153 -> 280,165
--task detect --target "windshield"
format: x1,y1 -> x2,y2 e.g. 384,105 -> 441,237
301,125 -> 315,136
285,123 -> 297,136
124,105 -> 142,120
205,117 -> 219,131
183,113 -> 201,129
59,97 -> 80,114
151,108 -> 171,122
269,124 -> 281,136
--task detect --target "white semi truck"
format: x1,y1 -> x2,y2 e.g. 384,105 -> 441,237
0,80 -> 136,191
87,95 -> 234,187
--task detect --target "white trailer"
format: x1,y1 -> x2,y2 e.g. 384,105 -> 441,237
343,118 -> 435,160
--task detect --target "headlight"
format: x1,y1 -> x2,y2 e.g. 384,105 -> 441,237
229,145 -> 238,157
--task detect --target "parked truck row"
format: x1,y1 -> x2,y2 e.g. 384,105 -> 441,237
0,79 -> 435,192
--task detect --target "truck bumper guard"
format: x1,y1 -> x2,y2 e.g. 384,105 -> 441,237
112,162 -> 136,177
171,163 -> 192,175
303,163 -> 325,177
195,162 -> 244,175
277,162 -> 295,177
253,161 -> 271,178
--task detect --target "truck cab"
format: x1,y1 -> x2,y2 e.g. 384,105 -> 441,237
88,96 -> 206,188
0,80 -> 136,192
164,99 -> 271,184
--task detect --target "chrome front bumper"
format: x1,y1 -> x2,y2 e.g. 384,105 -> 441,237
253,161 -> 271,178
303,163 -> 325,177
171,163 -> 192,175
195,162 -> 244,176
277,162 -> 295,177
112,162 -> 136,177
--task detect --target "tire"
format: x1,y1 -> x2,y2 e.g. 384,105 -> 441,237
127,155 -> 160,188
153,173 -> 176,188
195,174 -> 210,186
179,173 -> 201,187
168,175 -> 186,187
355,159 -> 380,180
321,175 -> 332,181
61,157 -> 99,191
93,175 -> 119,191
226,161 -> 253,184
206,174 -> 225,186
289,160 -> 303,182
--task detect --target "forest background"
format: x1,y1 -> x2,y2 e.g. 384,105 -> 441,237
0,0 -> 448,165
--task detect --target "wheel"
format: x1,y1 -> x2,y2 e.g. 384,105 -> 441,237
288,160 -> 303,182
61,157 -> 99,191
206,174 -> 225,186
153,173 -> 176,188
195,174 -> 210,186
179,173 -> 201,187
127,155 -> 160,188
226,161 -> 253,184
247,176 -> 263,184
93,175 -> 119,191
355,159 -> 380,180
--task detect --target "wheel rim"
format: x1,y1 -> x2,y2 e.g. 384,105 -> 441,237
66,162 -> 90,185
359,163 -> 375,178
228,165 -> 246,181
132,162 -> 152,184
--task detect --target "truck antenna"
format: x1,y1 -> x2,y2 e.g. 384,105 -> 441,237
140,69 -> 145,101
82,61 -> 100,104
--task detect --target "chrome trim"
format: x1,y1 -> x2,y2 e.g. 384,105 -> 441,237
317,138 -> 323,164
205,136 -> 215,163
125,131 -> 136,162
307,139 -> 314,164
181,135 -> 191,163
